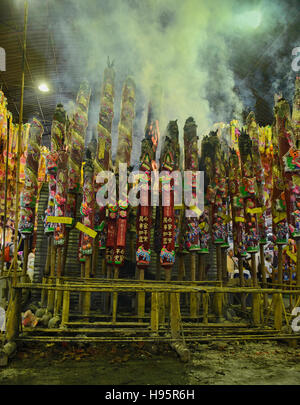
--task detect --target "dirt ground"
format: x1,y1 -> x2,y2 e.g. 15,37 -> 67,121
0,340 -> 300,385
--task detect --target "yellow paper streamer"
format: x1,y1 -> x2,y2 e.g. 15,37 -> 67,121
75,222 -> 97,238
46,216 -> 73,225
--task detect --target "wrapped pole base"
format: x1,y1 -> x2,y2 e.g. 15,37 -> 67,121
82,256 -> 91,317
137,267 -> 145,321
190,253 -> 198,318
169,292 -> 190,363
5,288 -> 21,342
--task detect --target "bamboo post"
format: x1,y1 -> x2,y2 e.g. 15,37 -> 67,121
274,292 -> 283,330
79,261 -> 85,312
190,253 -> 197,318
42,236 -> 52,307
170,293 -> 181,338
158,292 -> 165,325
1,116 -> 10,276
13,1 -> 28,285
61,228 -> 70,275
260,243 -> 268,310
238,257 -> 247,312
198,254 -> 205,281
22,237 -> 29,278
137,267 -> 145,321
170,292 -> 190,362
221,246 -> 228,283
91,233 -> 99,276
251,252 -> 261,326
44,236 -> 52,276
5,287 -> 22,342
83,256 -> 91,317
112,266 -> 119,323
47,242 -> 56,312
214,245 -> 223,321
164,267 -> 171,315
156,255 -> 161,280
221,246 -> 228,308
40,276 -> 47,308
54,247 -> 63,315
202,292 -> 209,324
100,256 -> 106,276
277,245 -> 283,286
150,291 -> 159,332
177,254 -> 185,281
61,289 -> 70,327
104,263 -> 112,313
273,244 -> 284,330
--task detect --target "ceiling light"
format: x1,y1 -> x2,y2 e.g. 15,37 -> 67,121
38,83 -> 49,92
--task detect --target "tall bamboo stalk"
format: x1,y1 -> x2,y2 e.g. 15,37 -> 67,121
19,117 -> 44,278
1,116 -> 10,275
13,0 -> 28,283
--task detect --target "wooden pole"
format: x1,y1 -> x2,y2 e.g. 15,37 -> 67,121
273,244 -> 283,330
22,237 -> 29,277
82,256 -> 91,317
79,261 -> 85,312
277,244 -> 283,286
164,266 -> 171,315
156,254 -> 161,281
190,253 -> 197,318
177,254 -> 185,281
47,241 -> 56,312
198,254 -> 205,281
13,0 -> 28,284
251,252 -> 260,326
1,116 -> 10,275
214,245 -> 223,321
44,236 -> 51,276
221,247 -> 228,283
137,267 -> 145,321
54,246 -> 63,315
150,292 -> 159,332
91,233 -> 99,276
104,263 -> 112,313
112,266 -> 119,323
250,252 -> 258,287
260,243 -> 268,310
61,228 -> 70,276
238,257 -> 246,312
202,292 -> 209,324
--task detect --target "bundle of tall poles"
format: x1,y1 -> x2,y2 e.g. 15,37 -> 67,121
3,0 -> 300,330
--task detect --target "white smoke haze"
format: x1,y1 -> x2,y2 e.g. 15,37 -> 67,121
16,0 -> 298,163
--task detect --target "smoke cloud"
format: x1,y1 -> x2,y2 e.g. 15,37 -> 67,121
37,0 -> 299,163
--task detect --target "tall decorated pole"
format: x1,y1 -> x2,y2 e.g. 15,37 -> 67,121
273,91 -> 299,288
183,117 -> 200,317
79,147 -> 96,316
45,104 -> 67,312
246,112 -> 268,303
65,81 -> 91,263
203,131 -> 227,321
52,110 -> 68,274
238,129 -> 261,325
135,98 -> 160,319
19,118 -> 44,277
218,128 -> 231,283
228,146 -> 247,310
93,60 -> 115,275
106,77 -> 135,321
291,78 -> 300,287
159,120 -> 180,282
